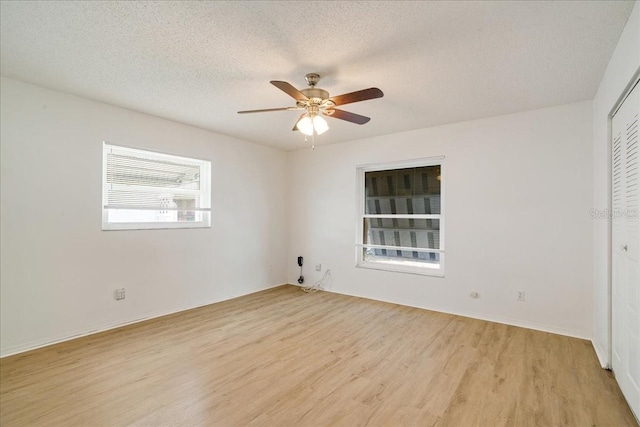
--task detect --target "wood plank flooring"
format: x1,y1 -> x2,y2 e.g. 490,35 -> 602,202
0,285 -> 636,426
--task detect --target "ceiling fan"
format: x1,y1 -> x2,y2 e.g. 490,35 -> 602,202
238,73 -> 383,136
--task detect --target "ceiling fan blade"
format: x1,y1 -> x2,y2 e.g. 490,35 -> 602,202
237,107 -> 300,114
326,108 -> 370,125
271,81 -> 309,102
292,113 -> 306,131
329,88 -> 383,106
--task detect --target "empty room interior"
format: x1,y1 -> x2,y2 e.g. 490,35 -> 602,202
1,1 -> 639,426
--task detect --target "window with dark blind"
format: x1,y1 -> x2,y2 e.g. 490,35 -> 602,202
102,142 -> 211,230
356,157 -> 444,276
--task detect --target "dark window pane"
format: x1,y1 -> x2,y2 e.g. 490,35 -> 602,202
371,177 -> 378,196
387,175 -> 395,196
365,165 -> 441,214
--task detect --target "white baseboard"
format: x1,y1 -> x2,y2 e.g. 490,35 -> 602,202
301,285 -> 592,340
592,339 -> 610,369
0,283 -> 286,358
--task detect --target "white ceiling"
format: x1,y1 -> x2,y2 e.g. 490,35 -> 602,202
0,1 -> 635,150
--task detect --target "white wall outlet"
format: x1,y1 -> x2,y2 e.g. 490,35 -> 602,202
315,264 -> 321,271
517,291 -> 525,301
470,291 -> 478,299
115,288 -> 126,301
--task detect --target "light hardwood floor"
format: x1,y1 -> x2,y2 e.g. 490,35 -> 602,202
0,285 -> 636,426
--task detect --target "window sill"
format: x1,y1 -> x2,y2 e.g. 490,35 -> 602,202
102,221 -> 211,231
356,260 -> 444,277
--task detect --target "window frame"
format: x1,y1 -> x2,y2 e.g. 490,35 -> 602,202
102,142 -> 212,231
355,156 -> 445,277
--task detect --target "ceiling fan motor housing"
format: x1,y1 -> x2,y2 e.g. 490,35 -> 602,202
297,73 -> 335,110
299,87 -> 329,103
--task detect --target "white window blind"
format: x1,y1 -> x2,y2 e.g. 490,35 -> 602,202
102,143 -> 211,230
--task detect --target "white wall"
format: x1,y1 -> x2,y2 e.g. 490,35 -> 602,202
592,1 -> 640,368
287,101 -> 594,338
0,77 -> 289,357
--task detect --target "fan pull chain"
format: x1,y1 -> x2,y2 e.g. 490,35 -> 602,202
303,134 -> 315,150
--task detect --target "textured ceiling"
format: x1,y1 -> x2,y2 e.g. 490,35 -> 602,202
0,1 -> 635,150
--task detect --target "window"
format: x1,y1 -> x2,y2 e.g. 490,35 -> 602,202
102,142 -> 211,230
356,157 -> 444,276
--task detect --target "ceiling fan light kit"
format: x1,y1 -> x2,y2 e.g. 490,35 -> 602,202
312,115 -> 329,135
296,115 -> 314,135
296,114 -> 329,136
238,73 -> 383,143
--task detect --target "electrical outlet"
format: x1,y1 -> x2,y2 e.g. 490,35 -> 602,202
470,291 -> 478,299
315,264 -> 321,271
517,291 -> 525,301
115,288 -> 126,301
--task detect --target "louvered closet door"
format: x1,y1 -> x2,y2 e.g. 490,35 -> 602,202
612,80 -> 639,420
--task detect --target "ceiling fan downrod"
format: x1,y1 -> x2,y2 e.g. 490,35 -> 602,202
305,73 -> 320,87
